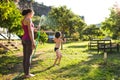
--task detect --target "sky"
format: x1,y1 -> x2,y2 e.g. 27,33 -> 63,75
35,0 -> 120,24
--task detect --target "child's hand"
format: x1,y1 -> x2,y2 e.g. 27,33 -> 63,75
63,38 -> 66,42
64,38 -> 66,42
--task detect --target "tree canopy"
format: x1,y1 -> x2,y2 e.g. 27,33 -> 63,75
0,1 -> 22,36
48,6 -> 85,36
101,8 -> 120,39
82,24 -> 104,40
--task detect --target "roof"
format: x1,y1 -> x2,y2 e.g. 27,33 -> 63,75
0,33 -> 20,40
44,30 -> 55,33
0,35 -> 5,39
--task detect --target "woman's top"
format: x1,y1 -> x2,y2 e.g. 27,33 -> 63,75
22,20 -> 34,40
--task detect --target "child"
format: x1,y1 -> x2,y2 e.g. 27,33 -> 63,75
53,32 -> 66,66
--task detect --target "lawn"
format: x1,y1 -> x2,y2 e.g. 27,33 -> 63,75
0,41 -> 120,80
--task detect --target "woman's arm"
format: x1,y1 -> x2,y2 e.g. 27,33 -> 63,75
26,19 -> 35,49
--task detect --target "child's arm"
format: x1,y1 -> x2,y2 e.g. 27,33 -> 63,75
61,38 -> 66,43
63,38 -> 66,43
53,38 -> 56,43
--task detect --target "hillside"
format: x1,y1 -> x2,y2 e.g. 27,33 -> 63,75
33,2 -> 51,16
19,1 -> 51,16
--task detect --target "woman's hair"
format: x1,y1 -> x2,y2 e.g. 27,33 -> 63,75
22,9 -> 33,16
55,32 -> 61,38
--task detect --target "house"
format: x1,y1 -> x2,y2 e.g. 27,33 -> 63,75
0,28 -> 20,40
44,30 -> 55,42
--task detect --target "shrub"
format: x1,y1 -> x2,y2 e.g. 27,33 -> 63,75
71,32 -> 80,41
35,31 -> 48,44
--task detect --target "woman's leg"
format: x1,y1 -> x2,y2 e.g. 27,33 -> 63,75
22,40 -> 32,75
25,41 -> 32,75
22,40 -> 27,75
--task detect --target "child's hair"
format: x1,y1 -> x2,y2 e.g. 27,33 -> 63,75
22,9 -> 33,16
55,32 -> 61,38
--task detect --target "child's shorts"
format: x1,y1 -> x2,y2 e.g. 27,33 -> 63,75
54,47 -> 59,52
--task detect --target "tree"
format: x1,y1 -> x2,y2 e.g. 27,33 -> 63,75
48,6 -> 85,49
82,24 -> 104,40
101,8 -> 120,39
32,16 -> 40,27
48,6 -> 72,49
0,1 -> 22,41
48,6 -> 70,32
68,15 -> 85,37
71,32 -> 80,41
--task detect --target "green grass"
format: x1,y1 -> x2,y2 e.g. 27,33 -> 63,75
0,41 -> 120,80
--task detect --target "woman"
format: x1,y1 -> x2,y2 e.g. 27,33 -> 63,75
21,9 -> 35,78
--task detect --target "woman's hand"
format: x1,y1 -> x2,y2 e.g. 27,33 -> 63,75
32,42 -> 36,50
34,28 -> 38,32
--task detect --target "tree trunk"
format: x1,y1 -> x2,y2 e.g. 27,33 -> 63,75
7,29 -> 11,43
61,41 -> 63,50
61,31 -> 64,50
8,33 -> 11,42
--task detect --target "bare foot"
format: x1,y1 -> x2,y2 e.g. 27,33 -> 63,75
57,63 -> 60,66
24,74 -> 35,78
53,64 -> 56,66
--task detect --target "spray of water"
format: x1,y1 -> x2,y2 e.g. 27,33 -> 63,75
38,15 -> 47,30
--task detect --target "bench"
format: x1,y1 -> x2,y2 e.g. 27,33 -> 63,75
88,39 -> 99,50
98,42 -> 119,53
88,39 -> 119,53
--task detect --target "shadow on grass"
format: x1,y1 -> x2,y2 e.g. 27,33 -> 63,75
50,53 -> 120,80
67,45 -> 87,48
13,65 -> 54,80
32,65 -> 54,74
0,55 -> 22,75
83,49 -> 99,54
0,52 -> 43,74
0,52 -> 44,80
84,48 -> 120,55
12,53 -> 44,79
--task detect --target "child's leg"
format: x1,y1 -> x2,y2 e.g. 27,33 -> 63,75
57,50 -> 62,65
53,50 -> 59,66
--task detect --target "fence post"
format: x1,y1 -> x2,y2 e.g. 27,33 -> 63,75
104,52 -> 107,64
